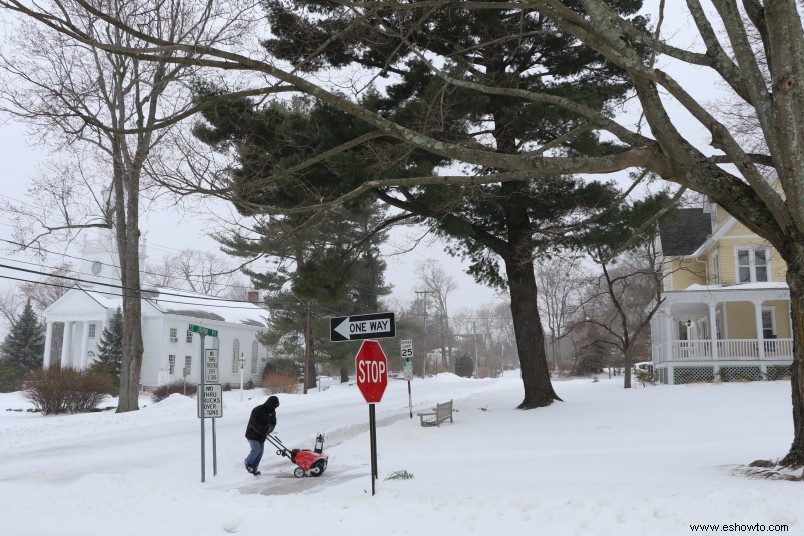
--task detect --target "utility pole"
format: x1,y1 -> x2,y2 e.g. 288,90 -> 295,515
304,300 -> 312,394
473,320 -> 479,379
415,290 -> 431,379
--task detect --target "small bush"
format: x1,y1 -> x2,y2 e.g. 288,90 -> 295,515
23,368 -> 114,415
87,361 -> 120,396
635,368 -> 656,387
151,380 -> 197,403
263,373 -> 299,395
245,379 -> 255,390
0,359 -> 25,393
454,354 -> 473,378
222,382 -> 232,392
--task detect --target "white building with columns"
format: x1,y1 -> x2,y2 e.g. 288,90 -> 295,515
42,232 -> 269,389
650,201 -> 793,385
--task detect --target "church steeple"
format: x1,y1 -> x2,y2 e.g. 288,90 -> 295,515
78,229 -> 147,290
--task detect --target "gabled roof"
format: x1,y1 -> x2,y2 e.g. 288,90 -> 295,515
45,284 -> 267,328
658,208 -> 712,256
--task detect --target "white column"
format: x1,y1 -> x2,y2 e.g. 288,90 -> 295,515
665,312 -> 674,362
754,301 -> 765,360
708,303 -> 719,361
42,322 -> 53,370
79,321 -> 90,369
61,321 -> 74,368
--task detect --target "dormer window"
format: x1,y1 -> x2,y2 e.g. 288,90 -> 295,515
737,247 -> 769,283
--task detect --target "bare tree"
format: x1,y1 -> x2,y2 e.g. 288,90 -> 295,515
415,259 -> 457,370
4,0 -> 804,465
536,255 -> 588,375
143,249 -> 250,298
0,0 -> 259,411
580,243 -> 666,388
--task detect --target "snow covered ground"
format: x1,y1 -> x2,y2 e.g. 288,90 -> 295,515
1,372 -> 802,535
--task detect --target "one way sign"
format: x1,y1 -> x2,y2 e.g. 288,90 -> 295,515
330,312 -> 396,342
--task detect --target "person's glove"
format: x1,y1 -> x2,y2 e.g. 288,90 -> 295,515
267,425 -> 275,433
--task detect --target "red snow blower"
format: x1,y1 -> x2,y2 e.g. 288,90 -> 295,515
265,433 -> 328,478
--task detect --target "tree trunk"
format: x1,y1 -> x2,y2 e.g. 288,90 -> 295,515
623,345 -> 634,389
115,136 -> 145,413
117,225 -> 144,413
505,256 -> 562,409
780,266 -> 804,467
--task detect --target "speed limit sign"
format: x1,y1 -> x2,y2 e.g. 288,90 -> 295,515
401,339 -> 413,381
400,339 -> 413,359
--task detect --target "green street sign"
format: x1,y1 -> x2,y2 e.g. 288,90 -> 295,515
188,324 -> 218,337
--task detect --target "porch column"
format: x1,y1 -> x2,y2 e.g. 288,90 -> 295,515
42,322 -> 53,370
708,303 -> 719,360
753,301 -> 765,360
79,321 -> 90,369
60,321 -> 74,368
665,313 -> 674,362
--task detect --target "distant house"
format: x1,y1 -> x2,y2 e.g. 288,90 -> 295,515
650,199 -> 792,384
41,232 -> 269,388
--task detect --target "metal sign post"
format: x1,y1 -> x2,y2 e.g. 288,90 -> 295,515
190,324 -> 220,483
401,340 -> 414,419
355,340 -> 388,496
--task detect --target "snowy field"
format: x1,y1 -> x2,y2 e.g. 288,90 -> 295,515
1,372 -> 803,536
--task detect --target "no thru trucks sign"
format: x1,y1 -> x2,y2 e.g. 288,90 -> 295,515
198,383 -> 223,418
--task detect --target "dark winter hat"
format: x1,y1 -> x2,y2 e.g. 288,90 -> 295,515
266,395 -> 279,407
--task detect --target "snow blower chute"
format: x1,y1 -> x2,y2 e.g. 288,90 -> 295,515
265,433 -> 328,478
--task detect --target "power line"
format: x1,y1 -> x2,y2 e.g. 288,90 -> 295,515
0,237 -> 254,295
0,263 -> 263,309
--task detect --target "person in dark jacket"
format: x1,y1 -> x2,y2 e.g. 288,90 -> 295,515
244,395 -> 279,475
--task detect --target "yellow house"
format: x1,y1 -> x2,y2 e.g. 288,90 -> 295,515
651,198 -> 792,384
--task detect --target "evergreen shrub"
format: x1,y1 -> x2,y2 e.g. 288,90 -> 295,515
454,354 -> 473,378
0,359 -> 25,392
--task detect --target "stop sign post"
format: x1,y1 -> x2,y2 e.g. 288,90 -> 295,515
355,340 -> 388,495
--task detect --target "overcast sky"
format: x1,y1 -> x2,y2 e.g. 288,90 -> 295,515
0,114 -> 502,340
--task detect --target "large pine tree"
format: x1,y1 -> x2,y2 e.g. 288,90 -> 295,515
196,1 -> 659,408
198,98 -> 394,386
1,299 -> 44,374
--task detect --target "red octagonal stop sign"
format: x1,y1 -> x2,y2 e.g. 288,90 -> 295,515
355,340 -> 388,404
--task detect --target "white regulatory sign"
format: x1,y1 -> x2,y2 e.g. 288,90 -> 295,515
204,349 -> 219,383
198,383 -> 223,418
401,339 -> 414,381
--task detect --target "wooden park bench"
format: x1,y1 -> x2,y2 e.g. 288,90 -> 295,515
417,399 -> 453,427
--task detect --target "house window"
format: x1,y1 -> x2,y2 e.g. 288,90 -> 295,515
184,355 -> 192,375
186,330 -> 193,343
761,307 -> 777,339
712,252 -> 720,285
736,247 -> 769,283
232,338 -> 241,373
168,355 -> 176,375
88,323 -> 96,338
251,341 -> 258,374
169,328 -> 178,343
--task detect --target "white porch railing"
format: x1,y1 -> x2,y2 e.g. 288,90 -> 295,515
655,338 -> 794,363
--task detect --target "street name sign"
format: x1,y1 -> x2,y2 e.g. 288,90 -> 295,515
189,324 -> 219,338
330,312 -> 395,342
198,383 -> 223,418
